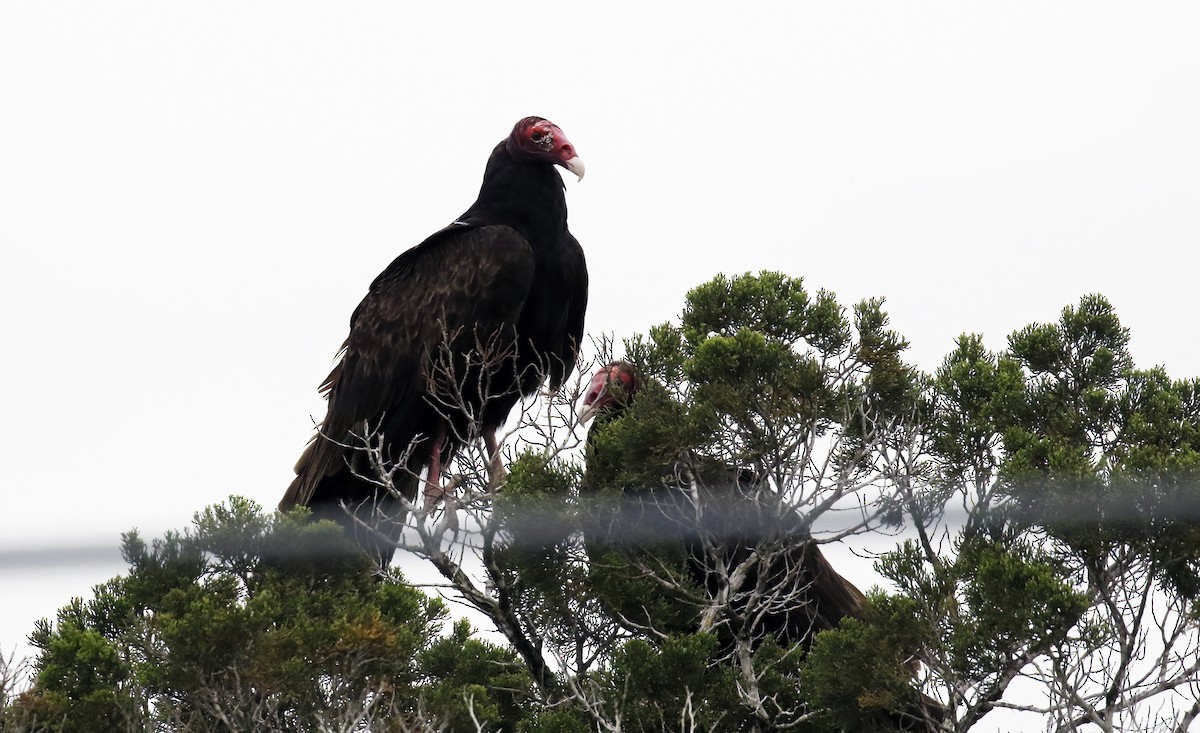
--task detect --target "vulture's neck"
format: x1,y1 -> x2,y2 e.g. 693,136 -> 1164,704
460,142 -> 569,247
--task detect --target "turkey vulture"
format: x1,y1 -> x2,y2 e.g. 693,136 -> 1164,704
580,362 -> 945,729
578,361 -> 867,650
280,116 -> 588,569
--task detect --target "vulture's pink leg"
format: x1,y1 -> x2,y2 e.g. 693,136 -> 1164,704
484,428 -> 507,490
422,429 -> 448,512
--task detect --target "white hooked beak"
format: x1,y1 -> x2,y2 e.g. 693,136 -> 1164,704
563,156 -> 585,181
578,401 -> 599,425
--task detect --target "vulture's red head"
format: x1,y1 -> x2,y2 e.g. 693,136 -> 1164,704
507,116 -> 585,181
579,361 -> 641,424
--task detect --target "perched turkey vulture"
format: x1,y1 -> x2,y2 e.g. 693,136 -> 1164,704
580,362 -> 945,729
578,361 -> 867,650
280,117 -> 588,569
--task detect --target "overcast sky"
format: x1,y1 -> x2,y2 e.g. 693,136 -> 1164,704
2,1 -> 1198,718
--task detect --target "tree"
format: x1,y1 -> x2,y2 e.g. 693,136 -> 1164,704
5,497 -> 535,733
812,295 -> 1200,731
409,277 -> 1199,731
7,275 -> 1200,733
893,295 -> 1200,731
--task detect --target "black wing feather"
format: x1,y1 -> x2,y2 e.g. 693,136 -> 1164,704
552,232 -> 589,390
282,224 -> 535,509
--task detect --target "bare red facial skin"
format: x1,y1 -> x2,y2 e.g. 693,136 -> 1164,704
508,117 -> 580,168
582,369 -> 615,412
582,364 -> 638,414
542,124 -> 578,166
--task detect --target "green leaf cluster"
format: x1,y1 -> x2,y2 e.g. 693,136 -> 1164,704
799,593 -> 931,732
615,271 -> 919,488
7,497 -> 540,732
601,634 -> 742,733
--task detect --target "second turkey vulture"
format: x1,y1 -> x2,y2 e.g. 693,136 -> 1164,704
280,117 -> 588,569
578,361 -> 867,651
579,362 -> 946,729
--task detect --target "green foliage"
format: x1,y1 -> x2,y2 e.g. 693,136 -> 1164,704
21,617 -> 138,733
495,454 -> 580,587
518,708 -> 593,733
987,296 -> 1200,596
850,297 -> 919,421
1003,294 -> 1131,462
419,619 -> 533,733
878,538 -> 1086,683
581,378 -> 697,494
928,334 -> 1024,494
491,455 -> 610,659
799,593 -> 931,732
683,271 -> 820,346
586,542 -> 700,640
603,634 -> 743,733
9,497 -> 542,732
575,400 -> 706,637
952,540 -> 1087,670
900,293 -> 1200,730
621,271 -> 919,480
920,295 -> 1200,594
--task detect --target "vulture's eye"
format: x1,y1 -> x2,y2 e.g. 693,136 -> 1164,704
530,129 -> 553,149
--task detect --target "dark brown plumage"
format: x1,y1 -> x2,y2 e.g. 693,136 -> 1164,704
579,361 -> 867,649
281,117 -> 588,569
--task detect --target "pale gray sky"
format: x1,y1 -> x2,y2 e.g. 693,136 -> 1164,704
2,2 -> 1198,721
